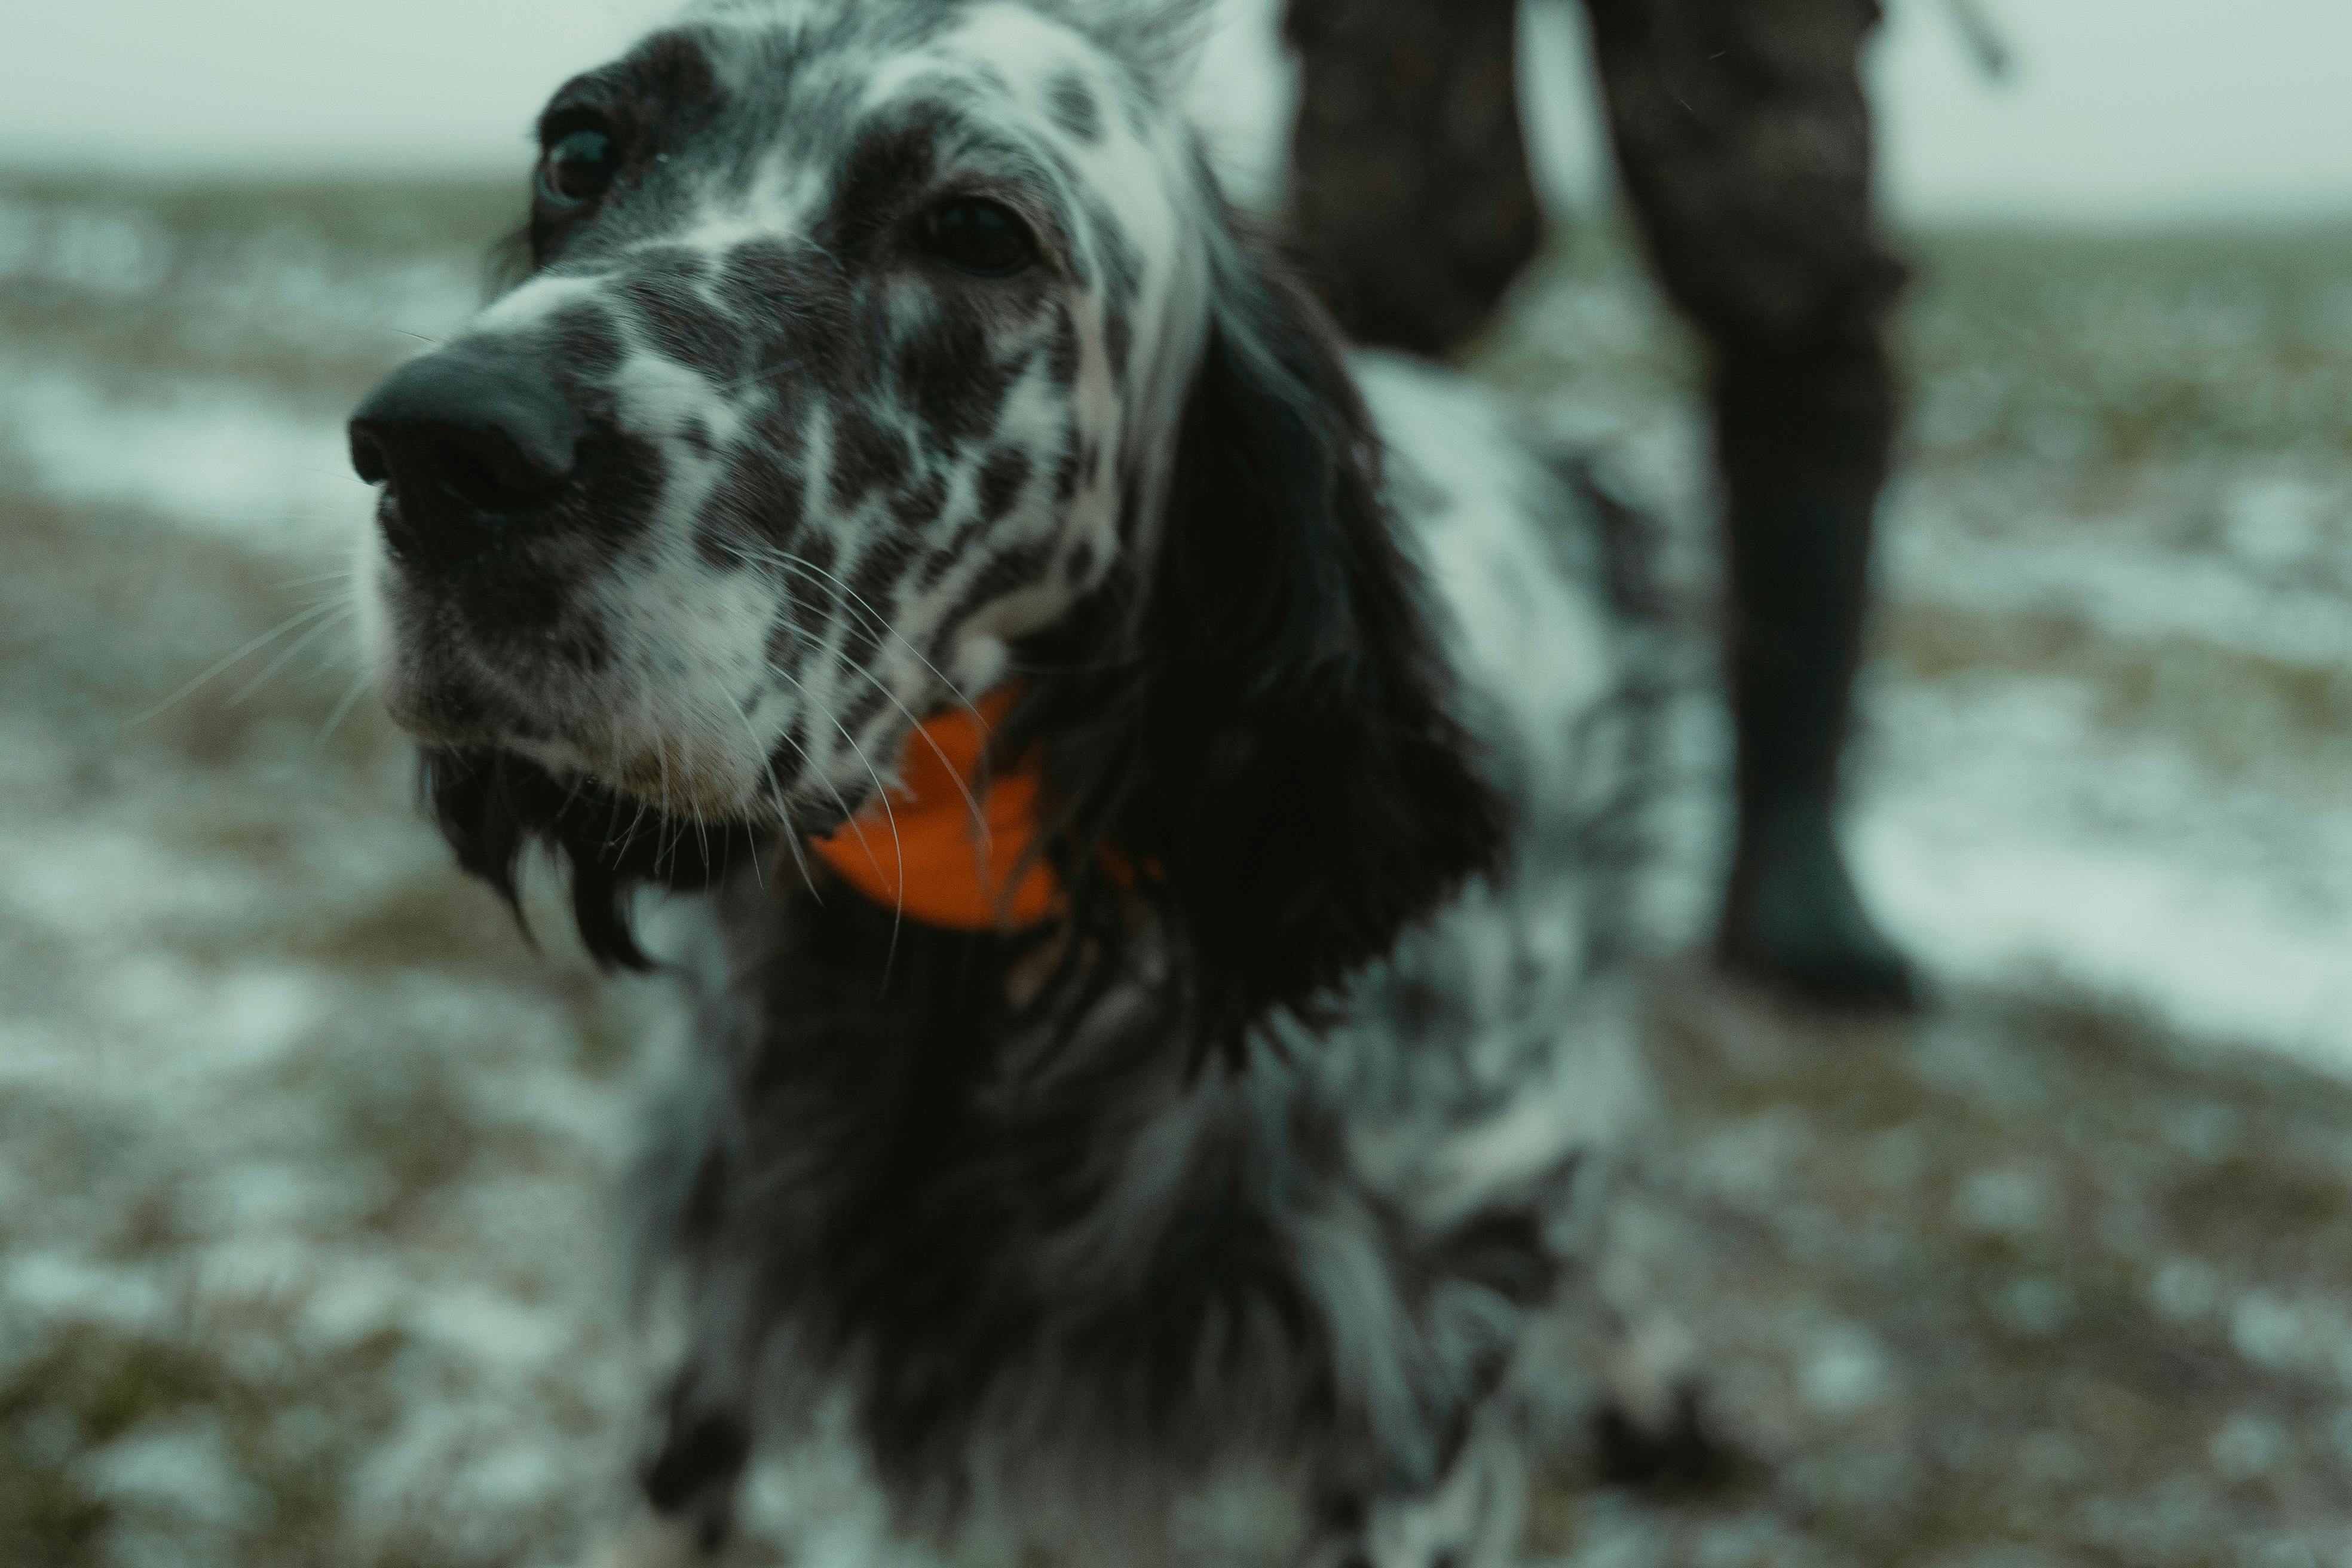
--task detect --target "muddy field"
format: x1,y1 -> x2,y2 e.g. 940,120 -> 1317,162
1,176 -> 2348,1566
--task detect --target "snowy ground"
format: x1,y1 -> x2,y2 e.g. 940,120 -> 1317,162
1,174 -> 2348,1565
1480,222 -> 2352,1071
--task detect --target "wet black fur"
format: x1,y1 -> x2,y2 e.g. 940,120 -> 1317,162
421,744 -> 755,967
1015,213 -> 1510,1057
644,889 -> 1345,1515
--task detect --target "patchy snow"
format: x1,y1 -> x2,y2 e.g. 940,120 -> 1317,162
1857,679 -> 2352,1071
1883,463 -> 2352,671
0,362 -> 365,552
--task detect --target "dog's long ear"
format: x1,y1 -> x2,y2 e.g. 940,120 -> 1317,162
1034,215 -> 1508,1047
421,745 -> 753,969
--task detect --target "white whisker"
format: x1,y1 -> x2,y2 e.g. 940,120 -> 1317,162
761,655 -> 906,984
724,697 -> 823,902
655,733 -> 678,881
226,605 -> 354,707
730,540 -> 993,852
761,658 -> 895,887
128,599 -> 347,727
275,566 -> 359,592
606,697 -> 654,866
736,538 -> 982,719
313,669 -> 373,755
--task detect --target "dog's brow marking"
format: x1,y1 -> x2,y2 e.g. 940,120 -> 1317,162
477,268 -> 604,330
678,206 -> 803,263
946,2 -> 1083,82
862,54 -> 953,112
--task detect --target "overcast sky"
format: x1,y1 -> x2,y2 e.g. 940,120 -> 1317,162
2,0 -> 2346,225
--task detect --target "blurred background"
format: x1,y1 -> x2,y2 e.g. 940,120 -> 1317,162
1,2 -> 2347,1564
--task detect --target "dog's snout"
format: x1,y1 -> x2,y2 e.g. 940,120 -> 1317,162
350,347 -> 582,546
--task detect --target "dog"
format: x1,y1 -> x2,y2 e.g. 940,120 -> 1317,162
347,2 -> 1693,1561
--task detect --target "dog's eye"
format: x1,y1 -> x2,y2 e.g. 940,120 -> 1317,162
540,127 -> 619,207
920,198 -> 1037,278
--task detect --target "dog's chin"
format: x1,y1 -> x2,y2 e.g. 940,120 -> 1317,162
372,620 -> 887,838
584,748 -> 779,827
364,589 -> 544,749
372,660 -> 512,752
495,731 -> 874,840
382,664 -> 878,839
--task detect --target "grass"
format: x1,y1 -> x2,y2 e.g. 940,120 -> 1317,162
1616,973 -> 2352,1563
0,170 -> 525,262
0,1306 -> 419,1568
1903,223 -> 2352,465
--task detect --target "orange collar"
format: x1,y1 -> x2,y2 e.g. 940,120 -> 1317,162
807,686 -> 1067,930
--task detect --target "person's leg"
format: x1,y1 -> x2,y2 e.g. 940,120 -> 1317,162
1582,0 -> 1916,1005
1284,0 -> 1541,357
1711,336 -> 1913,1004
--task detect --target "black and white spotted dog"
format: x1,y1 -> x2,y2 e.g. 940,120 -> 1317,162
348,1 -> 1695,1562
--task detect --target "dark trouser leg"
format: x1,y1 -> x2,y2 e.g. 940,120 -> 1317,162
1712,339 -> 1913,1003
1584,0 -> 1915,1005
1283,0 -> 1542,357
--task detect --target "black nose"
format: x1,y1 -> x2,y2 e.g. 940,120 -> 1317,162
349,345 -> 581,549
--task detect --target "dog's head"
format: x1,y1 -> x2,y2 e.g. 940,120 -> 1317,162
355,0 -> 1501,1022
355,0 -> 1202,822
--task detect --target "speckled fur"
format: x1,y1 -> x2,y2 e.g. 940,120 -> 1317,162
351,3 -> 1688,1564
